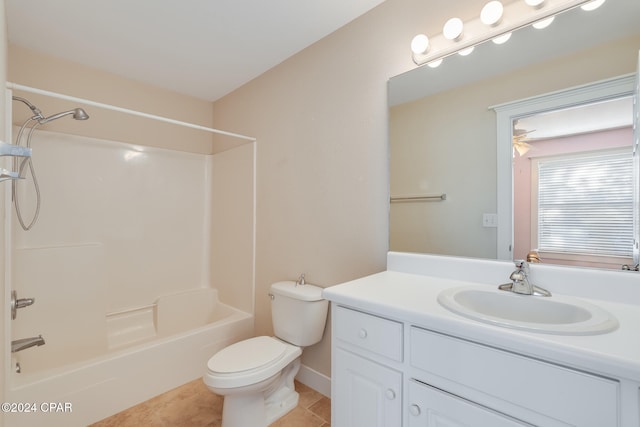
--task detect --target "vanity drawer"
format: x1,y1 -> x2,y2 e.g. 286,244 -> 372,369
410,327 -> 618,427
334,306 -> 403,361
408,380 -> 529,427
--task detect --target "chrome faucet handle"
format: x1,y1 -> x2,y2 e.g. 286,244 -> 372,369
503,259 -> 552,297
514,259 -> 529,273
509,259 -> 532,295
296,273 -> 306,286
11,290 -> 36,320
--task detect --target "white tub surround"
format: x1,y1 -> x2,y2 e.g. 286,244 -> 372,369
324,252 -> 640,427
4,127 -> 257,426
6,289 -> 253,427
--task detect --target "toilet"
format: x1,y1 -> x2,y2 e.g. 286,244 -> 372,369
203,280 -> 328,427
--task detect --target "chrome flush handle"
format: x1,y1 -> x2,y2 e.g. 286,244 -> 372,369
296,273 -> 306,286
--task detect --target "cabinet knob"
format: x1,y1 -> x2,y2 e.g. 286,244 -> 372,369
358,328 -> 368,339
409,404 -> 421,416
385,388 -> 396,400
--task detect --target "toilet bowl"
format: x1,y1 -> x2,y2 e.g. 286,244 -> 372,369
204,336 -> 302,426
203,280 -> 328,427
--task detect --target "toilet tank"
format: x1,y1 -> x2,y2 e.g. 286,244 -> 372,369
270,281 -> 328,347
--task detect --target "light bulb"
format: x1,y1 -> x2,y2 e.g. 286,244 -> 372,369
533,16 -> 554,29
458,46 -> 475,56
581,0 -> 605,11
443,17 -> 464,40
411,34 -> 430,54
481,1 -> 504,26
428,58 -> 443,68
492,32 -> 512,44
525,0 -> 544,7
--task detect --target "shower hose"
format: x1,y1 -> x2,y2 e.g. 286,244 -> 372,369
12,117 -> 42,231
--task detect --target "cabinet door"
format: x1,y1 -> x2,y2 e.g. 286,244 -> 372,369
333,348 -> 402,427
408,380 -> 530,427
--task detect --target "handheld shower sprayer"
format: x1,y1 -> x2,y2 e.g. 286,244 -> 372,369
38,108 -> 90,124
10,96 -> 90,231
11,96 -> 90,124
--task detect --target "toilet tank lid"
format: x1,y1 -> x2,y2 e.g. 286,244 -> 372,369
270,281 -> 324,301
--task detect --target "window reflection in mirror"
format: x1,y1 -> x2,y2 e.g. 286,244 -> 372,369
512,97 -> 634,270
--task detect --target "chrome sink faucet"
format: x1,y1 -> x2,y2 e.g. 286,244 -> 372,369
510,260 -> 532,294
499,260 -> 551,297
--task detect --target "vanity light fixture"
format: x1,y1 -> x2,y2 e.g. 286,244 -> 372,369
481,1 -> 504,26
411,0 -> 605,67
443,17 -> 464,40
411,34 -> 430,55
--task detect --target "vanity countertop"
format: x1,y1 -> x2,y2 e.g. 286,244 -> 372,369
323,269 -> 640,382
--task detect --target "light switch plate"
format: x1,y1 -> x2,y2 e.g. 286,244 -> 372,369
483,213 -> 498,228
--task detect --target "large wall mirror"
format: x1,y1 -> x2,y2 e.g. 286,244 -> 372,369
388,0 -> 640,270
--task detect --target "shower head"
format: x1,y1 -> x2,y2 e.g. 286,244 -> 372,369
71,108 -> 90,120
38,108 -> 90,124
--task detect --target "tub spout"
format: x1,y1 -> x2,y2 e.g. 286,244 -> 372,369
11,335 -> 45,353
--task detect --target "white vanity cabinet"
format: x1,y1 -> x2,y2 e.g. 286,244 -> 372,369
325,255 -> 640,427
331,303 -> 623,427
331,305 -> 404,427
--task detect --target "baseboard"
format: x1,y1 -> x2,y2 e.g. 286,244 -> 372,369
296,364 -> 331,398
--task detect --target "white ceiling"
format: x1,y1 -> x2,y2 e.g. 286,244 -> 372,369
517,97 -> 634,140
5,0 -> 388,101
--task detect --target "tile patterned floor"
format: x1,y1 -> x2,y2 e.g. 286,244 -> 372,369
90,379 -> 330,427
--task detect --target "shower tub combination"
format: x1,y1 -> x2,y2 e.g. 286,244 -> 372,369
4,89 -> 257,427
6,288 -> 253,427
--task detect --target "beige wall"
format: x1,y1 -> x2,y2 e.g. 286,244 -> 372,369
210,142 -> 255,313
209,0 -> 437,376
8,45 -> 216,154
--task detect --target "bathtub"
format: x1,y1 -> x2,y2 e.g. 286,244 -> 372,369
5,288 -> 254,427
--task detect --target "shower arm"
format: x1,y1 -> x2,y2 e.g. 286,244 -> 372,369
12,96 -> 43,121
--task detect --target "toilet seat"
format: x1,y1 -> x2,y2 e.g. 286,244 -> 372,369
208,336 -> 286,374
205,336 -> 301,389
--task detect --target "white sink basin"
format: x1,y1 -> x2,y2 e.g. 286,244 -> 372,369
438,286 -> 618,335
